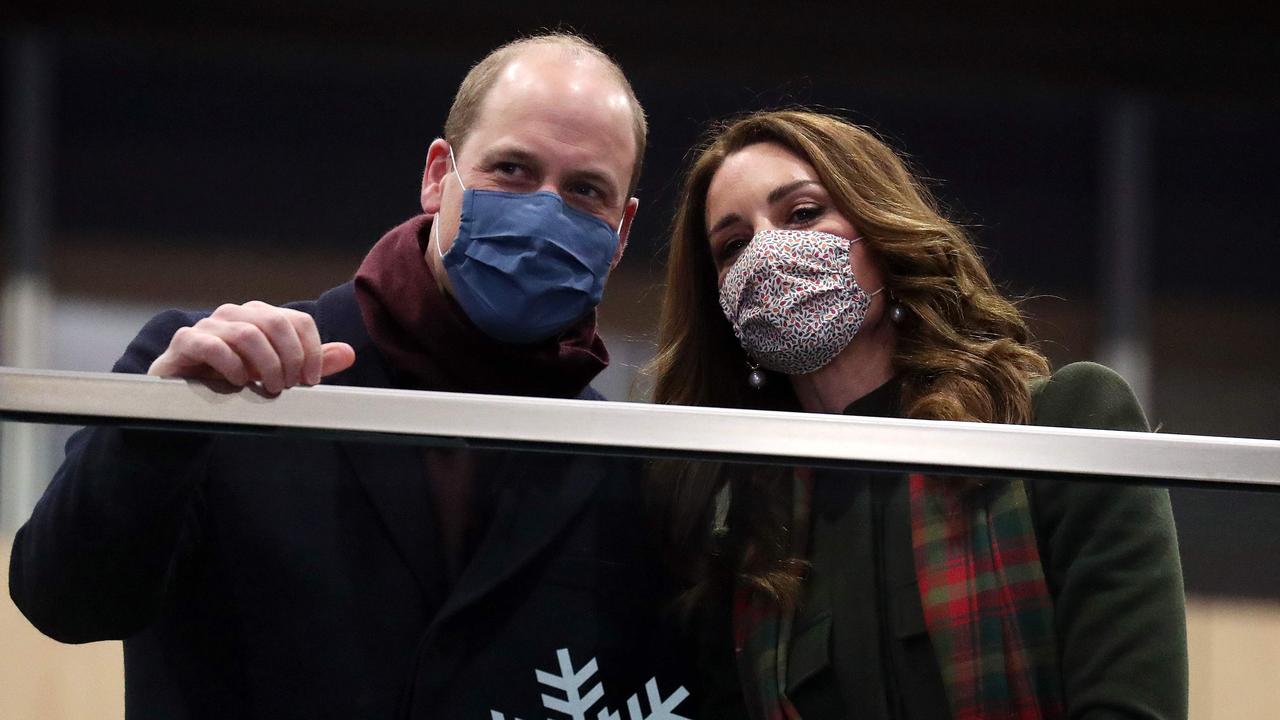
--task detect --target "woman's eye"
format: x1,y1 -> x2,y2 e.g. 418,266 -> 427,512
789,205 -> 823,224
721,238 -> 748,261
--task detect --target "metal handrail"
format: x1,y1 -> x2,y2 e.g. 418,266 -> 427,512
1,367 -> 1277,488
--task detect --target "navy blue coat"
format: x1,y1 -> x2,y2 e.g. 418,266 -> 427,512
9,283 -> 684,719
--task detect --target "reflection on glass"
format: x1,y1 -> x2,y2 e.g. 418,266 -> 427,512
651,450 -> 1191,719
0,414 -> 1276,719
4,424 -> 696,719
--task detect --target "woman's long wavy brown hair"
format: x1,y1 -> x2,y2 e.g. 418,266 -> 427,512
647,109 -> 1050,608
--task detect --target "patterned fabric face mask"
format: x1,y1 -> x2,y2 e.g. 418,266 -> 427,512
718,229 -> 881,375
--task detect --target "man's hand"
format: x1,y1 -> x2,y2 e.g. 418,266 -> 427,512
147,301 -> 357,394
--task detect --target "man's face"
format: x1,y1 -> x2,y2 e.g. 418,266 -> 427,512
420,46 -> 640,291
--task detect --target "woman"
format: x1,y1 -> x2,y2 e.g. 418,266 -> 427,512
649,110 -> 1187,720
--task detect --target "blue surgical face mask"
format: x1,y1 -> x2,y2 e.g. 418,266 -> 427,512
435,146 -> 623,344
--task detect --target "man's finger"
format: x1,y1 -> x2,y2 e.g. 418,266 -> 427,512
284,309 -> 324,385
207,319 -> 285,395
150,327 -> 251,386
235,302 -> 307,389
179,332 -> 253,387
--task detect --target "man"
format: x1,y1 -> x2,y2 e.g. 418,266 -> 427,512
10,34 -> 686,719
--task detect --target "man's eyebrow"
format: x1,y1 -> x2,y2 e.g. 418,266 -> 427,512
766,179 -> 821,206
478,146 -> 542,169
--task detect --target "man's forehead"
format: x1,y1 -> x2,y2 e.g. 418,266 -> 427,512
495,43 -> 608,88
465,48 -> 637,184
484,49 -> 633,124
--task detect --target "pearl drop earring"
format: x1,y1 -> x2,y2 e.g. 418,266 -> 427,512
746,359 -> 767,390
889,302 -> 907,324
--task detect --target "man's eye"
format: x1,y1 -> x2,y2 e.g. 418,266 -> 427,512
495,162 -> 524,176
570,182 -> 602,199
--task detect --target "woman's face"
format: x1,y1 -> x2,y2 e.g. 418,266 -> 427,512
703,141 -> 884,294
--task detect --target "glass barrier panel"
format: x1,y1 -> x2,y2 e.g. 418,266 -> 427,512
2,409 -> 1277,719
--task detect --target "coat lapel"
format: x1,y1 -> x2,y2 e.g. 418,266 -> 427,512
318,283 -> 447,609
339,439 -> 446,608
430,450 -> 603,629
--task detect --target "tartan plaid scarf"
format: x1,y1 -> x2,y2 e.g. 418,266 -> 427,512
732,470 -> 1063,720
910,473 -> 1064,720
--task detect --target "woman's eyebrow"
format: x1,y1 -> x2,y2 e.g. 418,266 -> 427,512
709,179 -> 821,235
708,212 -> 743,236
766,179 -> 821,205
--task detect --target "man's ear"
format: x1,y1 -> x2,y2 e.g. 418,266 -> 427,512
610,197 -> 639,270
419,138 -> 453,215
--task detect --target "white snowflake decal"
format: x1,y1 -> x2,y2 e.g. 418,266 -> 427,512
490,648 -> 690,720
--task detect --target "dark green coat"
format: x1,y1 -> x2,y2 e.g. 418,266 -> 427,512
706,362 -> 1188,720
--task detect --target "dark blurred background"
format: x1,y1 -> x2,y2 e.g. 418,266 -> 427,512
2,3 -> 1277,600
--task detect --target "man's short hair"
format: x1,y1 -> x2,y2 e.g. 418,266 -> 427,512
444,32 -> 647,198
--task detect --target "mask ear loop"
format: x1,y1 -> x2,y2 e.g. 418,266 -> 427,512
435,143 -> 467,260
448,143 -> 466,191
851,233 -> 895,312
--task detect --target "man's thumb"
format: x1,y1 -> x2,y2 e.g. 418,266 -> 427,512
319,342 -> 357,377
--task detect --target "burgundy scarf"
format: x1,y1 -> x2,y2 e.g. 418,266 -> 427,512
353,215 -> 609,398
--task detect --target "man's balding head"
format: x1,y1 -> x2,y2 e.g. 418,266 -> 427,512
444,33 -> 647,196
